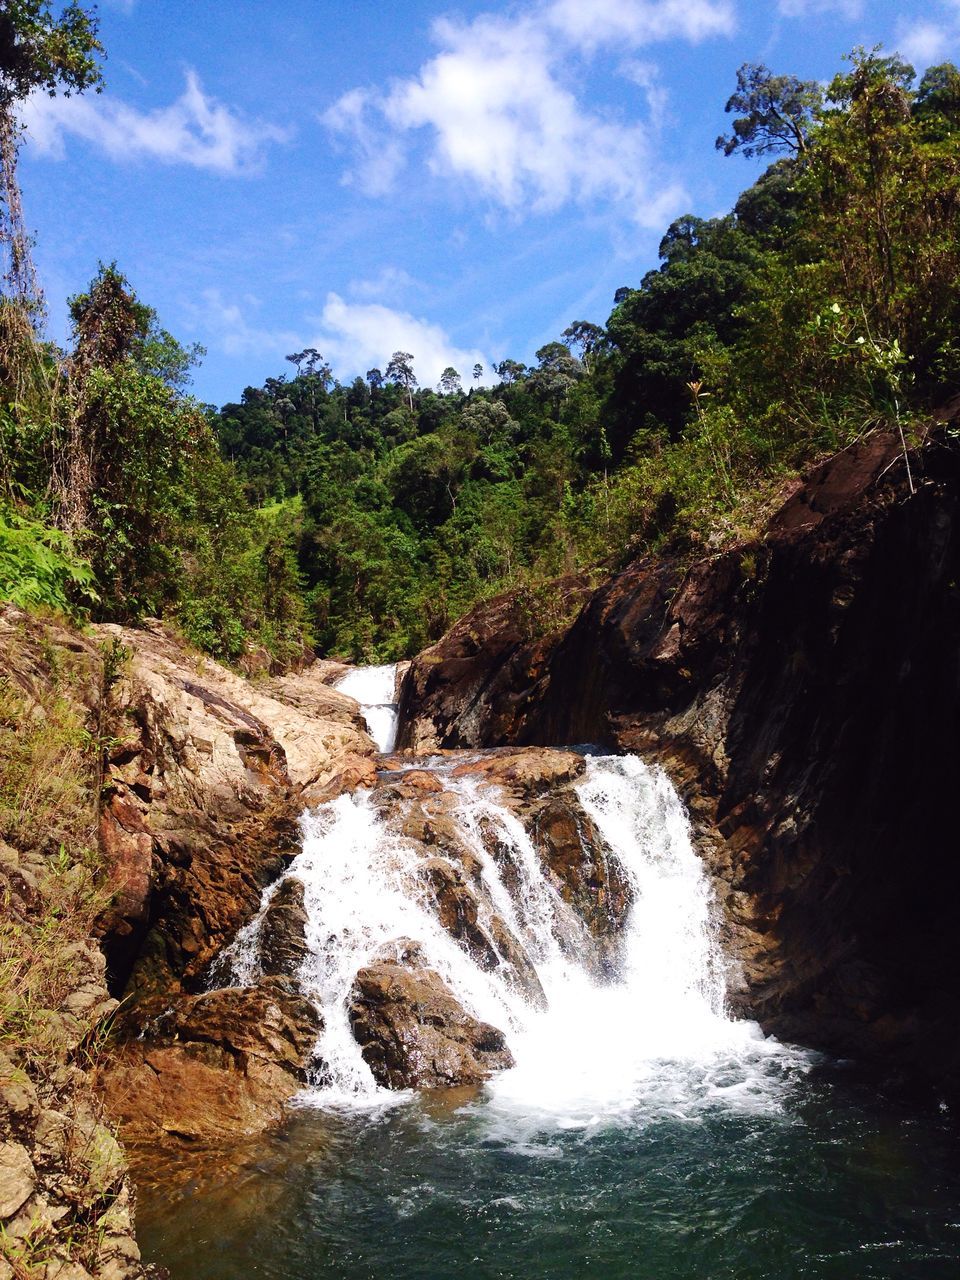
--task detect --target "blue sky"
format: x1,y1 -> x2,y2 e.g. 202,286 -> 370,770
15,0 -> 953,406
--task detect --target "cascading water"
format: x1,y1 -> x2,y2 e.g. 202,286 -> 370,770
224,752 -> 804,1120
334,663 -> 399,752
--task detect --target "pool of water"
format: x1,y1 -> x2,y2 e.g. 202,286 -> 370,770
134,1061 -> 960,1280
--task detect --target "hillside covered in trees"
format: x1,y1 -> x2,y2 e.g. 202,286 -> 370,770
3,26 -> 960,663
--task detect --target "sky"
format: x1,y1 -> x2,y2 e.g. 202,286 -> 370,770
14,0 -> 956,406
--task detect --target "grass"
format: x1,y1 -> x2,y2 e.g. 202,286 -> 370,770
0,622 -> 134,1277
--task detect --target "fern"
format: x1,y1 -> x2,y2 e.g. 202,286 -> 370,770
0,507 -> 98,614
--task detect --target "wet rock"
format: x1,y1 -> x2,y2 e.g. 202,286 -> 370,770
450,748 -> 585,797
418,857 -> 545,1008
84,618 -> 377,993
99,979 -> 322,1142
349,960 -> 514,1089
258,877 -> 309,978
530,796 -> 632,975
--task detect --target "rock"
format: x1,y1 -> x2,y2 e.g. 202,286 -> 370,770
261,664 -> 368,731
0,1052 -> 39,1133
530,796 -> 632,976
418,857 -> 545,1007
450,748 -> 585,796
98,980 -> 322,1142
0,1140 -> 35,1219
78,617 -> 378,992
395,575 -> 594,751
258,877 -> 309,978
349,961 -> 514,1089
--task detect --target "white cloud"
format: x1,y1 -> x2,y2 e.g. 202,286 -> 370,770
777,0 -> 864,16
21,70 -> 289,174
321,87 -> 406,195
896,21 -> 953,69
545,0 -> 735,50
190,289 -> 301,360
322,0 -> 731,224
314,293 -> 491,389
347,267 -> 418,304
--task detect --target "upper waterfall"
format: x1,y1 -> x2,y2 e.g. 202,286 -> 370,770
335,663 -> 400,753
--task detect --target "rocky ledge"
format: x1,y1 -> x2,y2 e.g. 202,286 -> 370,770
397,430 -> 960,1090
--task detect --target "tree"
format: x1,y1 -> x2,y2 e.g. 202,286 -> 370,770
915,62 -> 960,136
386,350 -> 417,410
562,320 -> 604,369
472,362 -> 483,382
438,366 -> 462,395
1,2 -> 104,310
528,342 -> 582,419
366,367 -> 384,391
716,62 -> 822,159
495,359 -> 526,384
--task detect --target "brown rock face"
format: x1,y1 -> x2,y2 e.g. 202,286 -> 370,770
100,979 -> 322,1142
396,431 -> 960,1086
529,796 -> 632,976
90,624 -> 377,997
348,960 -> 514,1089
258,877 -> 310,978
396,576 -> 594,752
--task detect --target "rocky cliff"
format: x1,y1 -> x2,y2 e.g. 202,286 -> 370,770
397,430 -> 960,1087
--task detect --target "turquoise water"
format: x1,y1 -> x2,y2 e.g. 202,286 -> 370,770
135,1062 -> 960,1280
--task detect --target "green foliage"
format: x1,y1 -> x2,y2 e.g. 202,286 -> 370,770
0,507 -> 95,613
0,0 -> 103,114
716,62 -> 823,158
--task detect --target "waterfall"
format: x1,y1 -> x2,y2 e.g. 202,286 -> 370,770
223,752 -> 803,1118
334,663 -> 399,753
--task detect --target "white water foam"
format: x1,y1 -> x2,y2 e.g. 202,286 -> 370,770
222,754 -> 809,1120
335,664 -> 399,753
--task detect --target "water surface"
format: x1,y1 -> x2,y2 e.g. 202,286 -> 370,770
135,1067 -> 960,1280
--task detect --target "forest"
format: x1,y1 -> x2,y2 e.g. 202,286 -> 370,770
2,12 -> 959,663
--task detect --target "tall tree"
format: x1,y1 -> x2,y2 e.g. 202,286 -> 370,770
0,2 -> 103,312
386,350 -> 417,411
438,366 -> 462,395
716,62 -> 822,159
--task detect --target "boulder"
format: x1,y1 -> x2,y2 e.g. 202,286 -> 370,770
0,1141 -> 35,1220
529,796 -> 632,975
349,960 -> 514,1089
99,980 -> 322,1142
450,748 -> 585,797
258,877 -> 309,978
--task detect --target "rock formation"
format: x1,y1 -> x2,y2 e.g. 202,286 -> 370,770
349,958 -> 514,1089
99,980 -> 322,1143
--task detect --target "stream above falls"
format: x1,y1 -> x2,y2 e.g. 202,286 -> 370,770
133,665 -> 960,1279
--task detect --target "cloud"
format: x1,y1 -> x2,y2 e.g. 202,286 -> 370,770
896,21 -> 953,68
189,289 -> 301,360
347,267 -> 419,304
314,293 -> 490,388
21,70 -> 289,174
545,0 -> 735,49
321,87 -> 406,195
777,0 -> 864,16
322,0 -> 731,224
